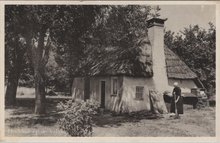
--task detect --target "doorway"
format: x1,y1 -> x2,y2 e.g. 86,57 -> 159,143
84,77 -> 90,101
100,81 -> 105,108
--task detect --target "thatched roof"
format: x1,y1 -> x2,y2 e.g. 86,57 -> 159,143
74,43 -> 197,79
164,45 -> 197,79
74,37 -> 153,77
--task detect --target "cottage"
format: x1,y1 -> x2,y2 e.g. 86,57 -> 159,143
71,18 -> 203,113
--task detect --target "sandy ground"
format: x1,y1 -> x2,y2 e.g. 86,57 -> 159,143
5,98 -> 215,137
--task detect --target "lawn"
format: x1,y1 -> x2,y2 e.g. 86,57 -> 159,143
5,97 -> 215,137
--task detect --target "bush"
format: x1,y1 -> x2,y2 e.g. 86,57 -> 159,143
57,99 -> 99,136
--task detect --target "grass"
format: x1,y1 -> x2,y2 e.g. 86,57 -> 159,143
16,87 -> 35,97
5,98 -> 69,137
5,97 -> 215,137
92,106 -> 215,137
5,87 -> 216,137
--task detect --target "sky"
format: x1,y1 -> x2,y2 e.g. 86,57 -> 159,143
159,5 -> 216,33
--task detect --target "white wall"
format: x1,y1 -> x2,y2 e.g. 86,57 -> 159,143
72,77 -> 85,100
89,76 -> 112,109
72,76 -> 169,113
72,76 -> 124,111
121,76 -> 153,112
168,79 -> 198,93
148,22 -> 169,93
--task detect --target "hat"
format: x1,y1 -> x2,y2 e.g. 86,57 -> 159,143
174,82 -> 178,86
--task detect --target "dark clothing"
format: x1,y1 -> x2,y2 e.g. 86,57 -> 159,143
173,86 -> 181,97
170,86 -> 184,114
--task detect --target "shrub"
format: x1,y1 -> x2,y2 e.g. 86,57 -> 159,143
57,99 -> 99,136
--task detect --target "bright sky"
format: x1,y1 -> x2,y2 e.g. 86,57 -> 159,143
159,5 -> 216,33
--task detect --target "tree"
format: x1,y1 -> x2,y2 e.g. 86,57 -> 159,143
5,5 -> 56,113
5,5 -> 105,114
78,6 -> 153,75
5,5 -> 163,113
5,6 -> 28,106
5,34 -> 26,106
164,23 -> 216,93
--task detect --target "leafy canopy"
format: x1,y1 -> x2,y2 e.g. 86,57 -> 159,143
164,23 -> 216,93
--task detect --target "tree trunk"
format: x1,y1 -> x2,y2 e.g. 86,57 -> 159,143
5,37 -> 24,106
29,29 -> 50,115
34,69 -> 46,114
5,69 -> 19,106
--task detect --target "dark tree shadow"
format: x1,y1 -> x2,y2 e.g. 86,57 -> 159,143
93,110 -> 163,128
5,97 -> 69,128
6,98 -> 163,129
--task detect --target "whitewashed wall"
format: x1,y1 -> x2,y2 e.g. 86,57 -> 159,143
167,79 -> 198,93
120,76 -> 153,112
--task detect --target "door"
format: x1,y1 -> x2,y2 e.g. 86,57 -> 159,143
100,81 -> 106,108
84,77 -> 90,101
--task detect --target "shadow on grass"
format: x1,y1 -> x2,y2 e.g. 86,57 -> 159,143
94,110 -> 163,128
6,98 -> 163,129
5,98 -> 70,128
6,116 -> 58,128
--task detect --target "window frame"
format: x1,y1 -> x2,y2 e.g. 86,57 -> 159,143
112,78 -> 118,95
135,86 -> 144,100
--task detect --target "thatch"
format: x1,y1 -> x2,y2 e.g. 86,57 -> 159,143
74,42 -> 197,79
74,37 -> 153,77
164,45 -> 197,79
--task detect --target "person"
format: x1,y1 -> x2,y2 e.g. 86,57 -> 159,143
170,82 -> 183,119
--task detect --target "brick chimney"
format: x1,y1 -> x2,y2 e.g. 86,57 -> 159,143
147,18 -> 168,93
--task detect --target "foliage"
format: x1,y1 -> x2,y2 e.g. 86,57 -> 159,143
164,23 -> 216,93
44,47 -> 69,91
5,5 -> 105,111
5,5 -> 157,90
57,99 -> 99,136
77,5 -> 154,76
5,5 -> 159,110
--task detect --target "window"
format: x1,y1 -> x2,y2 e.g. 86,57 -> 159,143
112,78 -> 118,95
135,86 -> 144,100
